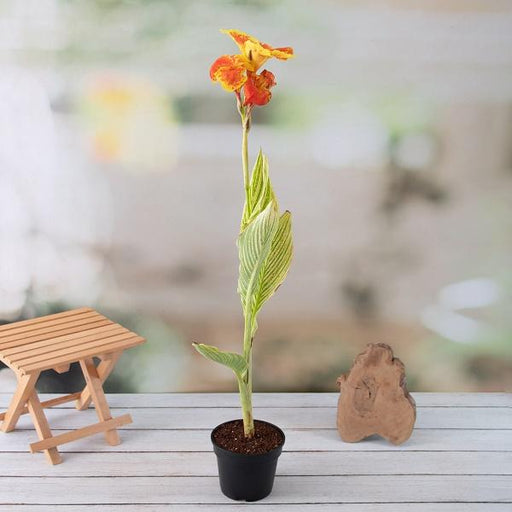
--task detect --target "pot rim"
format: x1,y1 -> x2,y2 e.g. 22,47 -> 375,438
211,419 -> 285,459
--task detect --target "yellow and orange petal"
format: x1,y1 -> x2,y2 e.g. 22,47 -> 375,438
221,29 -> 294,72
209,55 -> 247,92
243,70 -> 276,107
268,46 -> 294,60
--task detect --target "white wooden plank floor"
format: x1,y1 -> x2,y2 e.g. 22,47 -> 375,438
0,393 -> 510,511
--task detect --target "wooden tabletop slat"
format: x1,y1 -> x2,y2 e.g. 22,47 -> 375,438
1,424 -> 510,453
13,331 -> 134,367
0,312 -> 107,344
0,321 -> 115,354
0,475 -> 508,505
0,450 -> 510,477
4,325 -> 129,363
0,308 -> 93,334
16,333 -> 139,369
5,392 -> 504,408
11,404 -> 510,430
0,506 -> 508,512
21,335 -> 145,374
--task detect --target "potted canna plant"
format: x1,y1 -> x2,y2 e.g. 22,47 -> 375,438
192,29 -> 294,502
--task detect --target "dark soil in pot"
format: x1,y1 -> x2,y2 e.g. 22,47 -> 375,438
211,419 -> 285,501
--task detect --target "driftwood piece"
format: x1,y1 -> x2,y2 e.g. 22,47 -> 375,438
336,343 -> 416,445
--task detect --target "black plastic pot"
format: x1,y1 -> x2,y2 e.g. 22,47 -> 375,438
211,420 -> 285,502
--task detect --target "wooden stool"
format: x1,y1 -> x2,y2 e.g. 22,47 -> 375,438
0,307 -> 145,464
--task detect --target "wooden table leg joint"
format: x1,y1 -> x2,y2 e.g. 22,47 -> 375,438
79,357 -> 122,446
76,352 -> 121,411
27,391 -> 62,465
0,373 -> 39,433
0,392 -> 82,422
54,364 -> 71,374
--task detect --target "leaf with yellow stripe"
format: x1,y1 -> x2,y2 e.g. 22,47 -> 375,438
237,201 -> 280,315
192,343 -> 247,376
253,210 -> 293,314
241,150 -> 276,232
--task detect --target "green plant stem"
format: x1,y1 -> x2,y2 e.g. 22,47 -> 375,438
241,112 -> 250,208
236,373 -> 254,437
241,313 -> 254,437
239,101 -> 255,438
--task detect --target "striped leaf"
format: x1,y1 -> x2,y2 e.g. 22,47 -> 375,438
237,201 -> 280,314
192,343 -> 247,376
253,210 -> 293,313
241,150 -> 277,232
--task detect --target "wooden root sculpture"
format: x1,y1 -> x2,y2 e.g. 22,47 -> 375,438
336,343 -> 416,445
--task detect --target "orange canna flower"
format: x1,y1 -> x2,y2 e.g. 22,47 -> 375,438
243,70 -> 276,106
209,29 -> 293,104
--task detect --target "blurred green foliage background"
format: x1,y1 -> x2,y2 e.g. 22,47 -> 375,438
1,0 -> 511,393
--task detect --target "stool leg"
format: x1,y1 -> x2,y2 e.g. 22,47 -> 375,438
79,358 -> 121,446
76,352 -> 121,411
1,372 -> 39,433
27,391 -> 62,465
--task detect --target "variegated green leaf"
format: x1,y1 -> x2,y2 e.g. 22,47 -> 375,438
241,150 -> 277,232
192,343 -> 247,376
237,201 -> 280,314
253,210 -> 293,314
